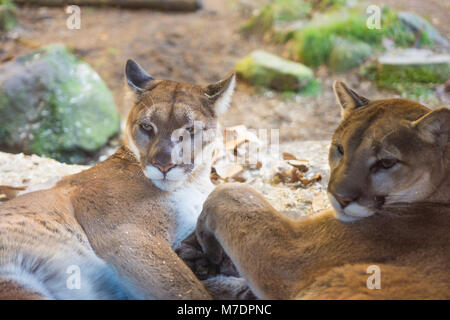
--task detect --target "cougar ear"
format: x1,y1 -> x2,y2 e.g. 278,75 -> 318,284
203,73 -> 236,115
125,59 -> 154,93
412,107 -> 450,148
333,81 -> 370,119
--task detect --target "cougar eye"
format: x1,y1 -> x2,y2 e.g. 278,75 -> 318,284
186,126 -> 195,134
337,144 -> 344,155
139,122 -> 153,133
377,158 -> 398,170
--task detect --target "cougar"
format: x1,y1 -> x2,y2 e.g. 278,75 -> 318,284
182,81 -> 450,299
0,59 -> 236,299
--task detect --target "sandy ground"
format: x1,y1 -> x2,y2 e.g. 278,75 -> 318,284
0,140 -> 331,218
1,0 -> 448,145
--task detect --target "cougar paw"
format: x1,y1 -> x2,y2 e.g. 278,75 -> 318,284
176,232 -> 220,280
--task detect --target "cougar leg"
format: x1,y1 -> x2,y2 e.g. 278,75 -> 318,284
97,224 -> 211,300
196,183 -> 304,299
0,278 -> 48,300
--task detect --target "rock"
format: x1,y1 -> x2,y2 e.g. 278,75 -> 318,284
328,37 -> 372,73
290,6 -> 436,68
0,0 -> 16,31
235,50 -> 314,91
376,49 -> 450,85
362,48 -> 450,100
291,10 -> 381,68
0,44 -> 120,164
398,11 -> 448,47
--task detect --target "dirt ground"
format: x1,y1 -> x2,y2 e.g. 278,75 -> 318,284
1,0 -> 449,143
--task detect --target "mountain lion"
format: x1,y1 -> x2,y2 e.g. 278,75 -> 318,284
0,60 -> 236,299
182,81 -> 450,299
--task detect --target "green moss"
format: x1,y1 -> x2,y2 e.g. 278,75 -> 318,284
242,0 -> 349,37
373,63 -> 449,87
298,78 -> 322,96
0,0 -> 17,31
292,10 -> 383,68
361,60 -> 449,104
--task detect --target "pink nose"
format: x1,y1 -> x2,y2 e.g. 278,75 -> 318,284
153,163 -> 176,173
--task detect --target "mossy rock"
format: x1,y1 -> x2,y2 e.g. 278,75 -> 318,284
291,10 -> 382,68
328,37 -> 372,73
291,6 -> 432,68
376,49 -> 450,84
0,44 -> 120,164
362,49 -> 450,101
398,11 -> 448,47
235,50 -> 315,92
0,0 -> 16,31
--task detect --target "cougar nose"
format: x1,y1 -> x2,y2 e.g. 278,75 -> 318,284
153,163 -> 176,173
333,194 -> 354,208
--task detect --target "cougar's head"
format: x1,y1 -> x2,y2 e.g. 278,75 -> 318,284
328,81 -> 450,222
123,60 -> 235,191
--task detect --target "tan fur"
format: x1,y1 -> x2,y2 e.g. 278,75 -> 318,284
0,60 -> 235,299
186,83 -> 450,299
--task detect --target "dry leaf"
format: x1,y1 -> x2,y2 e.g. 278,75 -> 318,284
299,173 -> 322,187
214,163 -> 244,179
0,185 -> 27,200
287,160 -> 309,172
231,174 -> 247,183
282,152 -> 297,160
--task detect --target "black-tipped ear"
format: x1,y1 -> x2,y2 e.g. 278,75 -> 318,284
203,73 -> 236,115
125,59 -> 154,93
412,107 -> 450,148
333,81 -> 370,119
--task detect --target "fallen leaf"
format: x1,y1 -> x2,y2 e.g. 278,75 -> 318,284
287,160 -> 309,172
299,173 -> 322,187
282,152 -> 297,160
214,162 -> 244,179
0,185 -> 27,200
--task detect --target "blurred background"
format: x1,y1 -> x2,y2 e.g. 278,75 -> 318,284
0,0 -> 449,165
